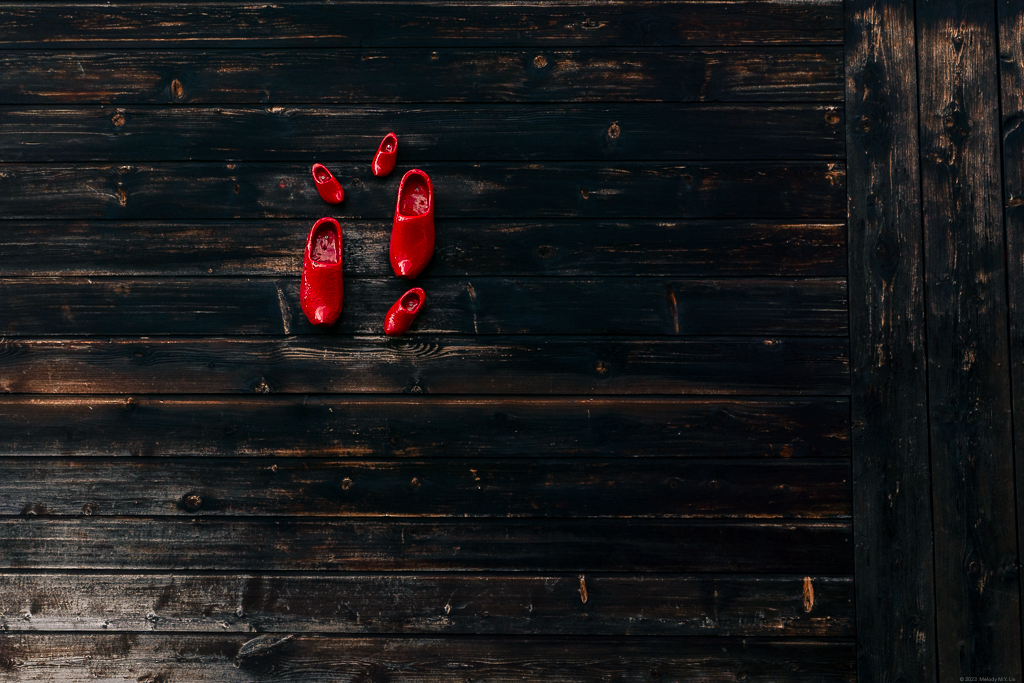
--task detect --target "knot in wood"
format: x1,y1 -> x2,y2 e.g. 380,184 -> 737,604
111,112 -> 126,127
533,55 -> 548,68
824,109 -> 840,125
607,122 -> 621,139
170,78 -> 184,100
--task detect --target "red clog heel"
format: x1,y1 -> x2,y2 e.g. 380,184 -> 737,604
311,163 -> 344,204
390,169 -> 434,279
372,132 -> 398,177
300,217 -> 343,326
385,287 -> 425,337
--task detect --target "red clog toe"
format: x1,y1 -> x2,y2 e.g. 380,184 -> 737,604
311,163 -> 344,204
372,132 -> 398,177
301,217 -> 343,326
385,287 -> 425,337
390,169 -> 434,279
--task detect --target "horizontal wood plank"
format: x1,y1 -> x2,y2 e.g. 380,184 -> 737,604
0,161 -> 847,220
0,104 -> 844,162
0,634 -> 854,681
0,2 -> 844,48
0,48 -> 844,104
3,457 -> 851,518
0,220 -> 848,278
0,337 -> 850,395
0,518 -> 852,571
0,396 -> 850,459
0,277 -> 848,337
0,573 -> 854,636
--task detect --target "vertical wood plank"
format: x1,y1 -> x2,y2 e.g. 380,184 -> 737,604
917,0 -> 1024,677
996,0 -> 1024,662
846,0 -> 938,680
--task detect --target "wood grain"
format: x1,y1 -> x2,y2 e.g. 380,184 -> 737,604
0,48 -> 843,104
0,573 -> 854,636
0,336 -> 850,395
0,220 -> 848,277
0,634 -> 855,681
0,104 -> 844,162
917,0 -> 1023,677
0,518 -> 852,572
0,2 -> 843,48
0,161 -> 847,220
997,0 -> 1024,663
0,457 -> 851,518
0,396 -> 850,459
0,277 -> 848,337
846,1 -> 937,680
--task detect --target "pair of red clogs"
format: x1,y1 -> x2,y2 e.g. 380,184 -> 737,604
300,133 -> 432,336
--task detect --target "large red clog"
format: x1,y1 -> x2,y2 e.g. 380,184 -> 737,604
311,163 -> 344,204
300,217 -> 343,326
390,169 -> 434,279
372,132 -> 398,177
384,287 -> 426,337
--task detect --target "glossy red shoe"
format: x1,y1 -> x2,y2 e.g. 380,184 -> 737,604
311,163 -> 344,204
390,169 -> 434,279
300,217 -> 343,326
385,287 -> 425,337
372,132 -> 398,177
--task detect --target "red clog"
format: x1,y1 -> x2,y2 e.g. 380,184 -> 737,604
300,217 -> 343,326
385,287 -> 425,337
311,163 -> 344,204
390,169 -> 434,279
372,132 -> 398,177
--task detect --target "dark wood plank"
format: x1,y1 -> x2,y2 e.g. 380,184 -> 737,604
0,277 -> 848,337
917,0 -> 1024,677
0,336 -> 850,395
998,0 -> 1024,663
846,1 -> 937,681
0,2 -> 844,48
0,572 -> 854,636
0,396 -> 850,459
0,48 -> 844,104
1,457 -> 850,519
0,634 -> 855,682
0,220 -> 848,277
0,518 -> 852,572
0,161 -> 847,220
0,104 -> 844,162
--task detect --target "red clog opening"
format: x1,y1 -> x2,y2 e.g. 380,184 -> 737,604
312,163 -> 332,184
400,289 -> 422,312
382,133 -> 397,154
399,174 -> 430,217
310,222 -> 339,264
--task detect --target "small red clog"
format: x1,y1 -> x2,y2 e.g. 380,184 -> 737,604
385,287 -> 425,337
311,163 -> 344,204
372,132 -> 398,177
390,169 -> 434,279
300,217 -> 343,326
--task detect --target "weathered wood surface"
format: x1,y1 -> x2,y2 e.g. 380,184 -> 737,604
0,220 -> 848,277
0,396 -> 849,459
0,634 -> 855,682
1,457 -> 850,518
997,0 -> 1024,662
0,573 -> 854,636
917,0 -> 1023,677
0,518 -> 852,572
0,337 -> 850,395
0,161 -> 847,220
0,277 -> 848,337
0,2 -> 844,48
0,48 -> 843,104
846,1 -> 937,681
0,104 -> 844,162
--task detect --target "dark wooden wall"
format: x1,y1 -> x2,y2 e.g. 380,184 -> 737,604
0,1 -> 856,680
848,0 -> 1024,680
